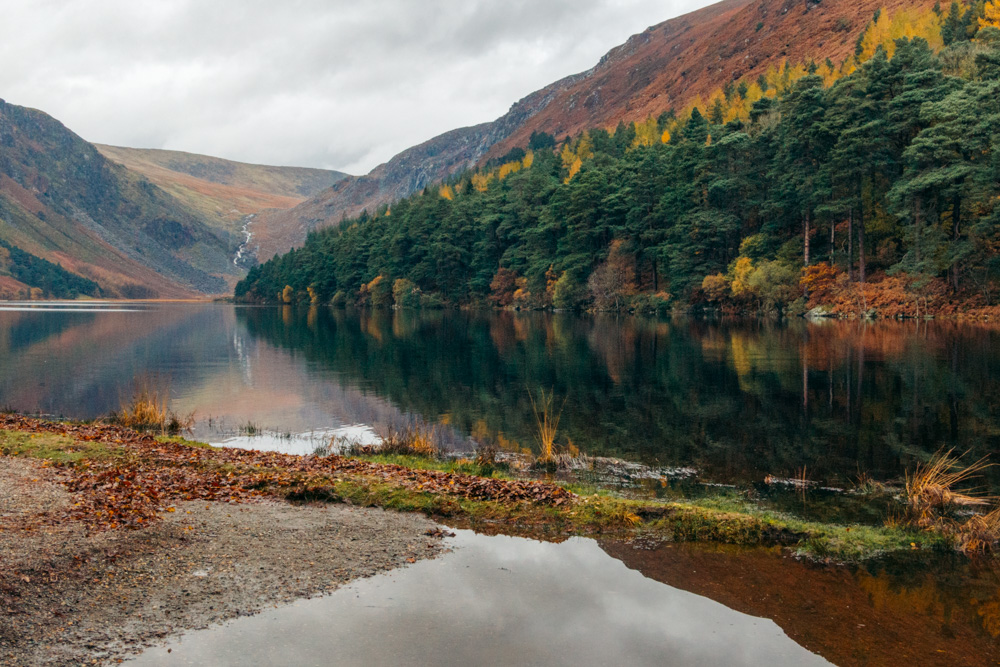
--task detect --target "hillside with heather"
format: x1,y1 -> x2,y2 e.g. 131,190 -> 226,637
237,4 -> 1000,319
0,100 -> 242,298
249,0 -> 944,261
95,145 -> 347,237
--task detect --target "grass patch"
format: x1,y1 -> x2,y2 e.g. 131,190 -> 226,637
0,430 -> 114,464
350,453 -> 503,478
155,435 -> 217,449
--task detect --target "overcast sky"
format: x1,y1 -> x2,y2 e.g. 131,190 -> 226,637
2,0 -> 711,174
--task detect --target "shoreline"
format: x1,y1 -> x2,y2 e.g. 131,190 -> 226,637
0,413 -> 979,663
0,454 -> 445,666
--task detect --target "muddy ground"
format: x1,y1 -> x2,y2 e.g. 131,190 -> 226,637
0,457 -> 445,666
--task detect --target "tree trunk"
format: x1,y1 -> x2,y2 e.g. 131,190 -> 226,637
858,204 -> 866,284
804,212 -> 811,267
830,214 -> 836,266
914,195 -> 923,268
848,207 -> 854,281
952,193 -> 961,291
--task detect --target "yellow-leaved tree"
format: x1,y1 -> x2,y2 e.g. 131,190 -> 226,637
983,0 -> 1000,29
632,117 -> 660,148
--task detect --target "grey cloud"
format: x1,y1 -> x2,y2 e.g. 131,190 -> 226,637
2,0 -> 711,173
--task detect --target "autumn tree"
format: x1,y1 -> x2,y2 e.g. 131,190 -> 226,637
588,240 -> 635,310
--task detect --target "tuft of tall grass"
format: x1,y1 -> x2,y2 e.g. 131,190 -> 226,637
905,450 -> 991,524
108,376 -> 192,435
529,389 -> 564,465
238,421 -> 261,436
895,450 -> 1000,555
954,508 -> 1000,555
851,471 -> 890,496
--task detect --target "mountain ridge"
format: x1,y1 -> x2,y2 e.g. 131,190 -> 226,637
0,99 -> 239,297
250,0 -> 938,262
96,145 -> 348,237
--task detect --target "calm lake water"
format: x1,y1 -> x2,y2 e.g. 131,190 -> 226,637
128,531 -> 831,667
2,302 -> 999,490
127,531 -> 1000,666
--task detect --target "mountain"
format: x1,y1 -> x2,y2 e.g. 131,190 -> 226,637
250,0 -> 936,261
240,0 -> 1000,317
95,145 -> 347,236
0,99 -> 242,298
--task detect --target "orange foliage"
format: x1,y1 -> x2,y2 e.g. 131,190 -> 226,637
489,267 -> 519,307
810,272 -> 1000,320
800,262 -> 839,302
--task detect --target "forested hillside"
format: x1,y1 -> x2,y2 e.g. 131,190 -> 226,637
0,240 -> 100,299
237,5 -> 1000,318
253,0 -> 923,262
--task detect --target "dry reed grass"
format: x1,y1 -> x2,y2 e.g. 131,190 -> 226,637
905,450 -> 991,524
350,425 -> 440,458
529,389 -> 564,465
108,376 -> 192,435
897,450 -> 1000,555
954,508 -> 1000,555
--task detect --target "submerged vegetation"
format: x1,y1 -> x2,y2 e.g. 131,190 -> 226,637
238,7 -> 1000,319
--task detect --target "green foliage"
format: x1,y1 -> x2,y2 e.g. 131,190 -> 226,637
392,278 -> 421,308
0,239 -> 101,299
552,272 -> 587,310
236,35 -> 1000,309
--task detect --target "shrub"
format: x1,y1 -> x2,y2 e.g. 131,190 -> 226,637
419,292 -> 446,309
629,292 -> 671,313
552,272 -> 587,310
392,278 -> 421,309
364,275 -> 393,308
701,273 -> 730,303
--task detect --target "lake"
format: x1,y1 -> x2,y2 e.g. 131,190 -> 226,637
126,529 -> 1000,667
2,302 -> 998,491
126,530 -> 1000,666
5,302 -> 1000,664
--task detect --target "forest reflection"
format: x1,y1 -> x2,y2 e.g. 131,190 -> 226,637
238,307 -> 1000,489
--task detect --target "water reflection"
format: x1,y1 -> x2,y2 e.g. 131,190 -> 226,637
1,304 -> 999,489
601,541 -> 1000,666
128,531 -> 830,667
238,307 -> 1000,489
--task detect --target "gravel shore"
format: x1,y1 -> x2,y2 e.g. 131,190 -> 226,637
0,457 -> 445,666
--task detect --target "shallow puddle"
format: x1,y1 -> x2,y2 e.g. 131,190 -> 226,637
128,531 -> 829,666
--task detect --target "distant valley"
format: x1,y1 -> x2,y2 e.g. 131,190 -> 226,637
0,100 -> 345,298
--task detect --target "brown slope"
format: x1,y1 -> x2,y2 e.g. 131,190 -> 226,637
0,99 -> 239,297
488,0 -> 938,159
95,146 -> 348,235
252,0 -> 935,263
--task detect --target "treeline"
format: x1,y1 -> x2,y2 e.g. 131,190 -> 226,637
0,240 -> 101,299
237,17 -> 1000,316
